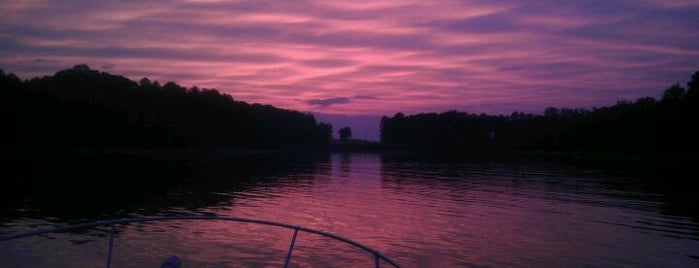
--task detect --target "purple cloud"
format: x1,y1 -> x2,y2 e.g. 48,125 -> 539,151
354,95 -> 378,100
1,0 -> 698,117
306,97 -> 351,107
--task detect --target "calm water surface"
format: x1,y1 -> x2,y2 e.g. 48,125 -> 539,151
1,153 -> 698,267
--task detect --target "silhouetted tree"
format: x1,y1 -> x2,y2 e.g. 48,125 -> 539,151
687,70 -> 699,101
1,64 -> 332,150
139,77 -> 151,88
380,68 -> 699,155
544,107 -> 560,118
662,83 -> 686,101
338,127 -> 352,142
319,122 -> 333,143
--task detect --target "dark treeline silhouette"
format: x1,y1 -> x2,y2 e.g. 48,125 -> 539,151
381,69 -> 699,155
0,65 -> 332,150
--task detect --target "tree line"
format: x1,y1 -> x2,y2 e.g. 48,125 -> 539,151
381,69 -> 699,155
0,65 -> 333,150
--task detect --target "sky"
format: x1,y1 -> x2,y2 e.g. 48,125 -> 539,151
2,0 -> 699,139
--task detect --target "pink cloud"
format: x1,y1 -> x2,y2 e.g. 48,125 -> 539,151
1,0 -> 698,117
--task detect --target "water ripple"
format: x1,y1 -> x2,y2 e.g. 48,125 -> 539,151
1,153 -> 698,267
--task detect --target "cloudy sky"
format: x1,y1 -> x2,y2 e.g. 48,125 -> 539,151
2,0 -> 698,118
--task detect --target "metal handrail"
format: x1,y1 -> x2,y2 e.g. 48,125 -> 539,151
0,215 -> 402,268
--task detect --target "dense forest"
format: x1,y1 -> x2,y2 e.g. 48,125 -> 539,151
0,65 -> 332,150
381,69 -> 699,155
3,64 -> 697,155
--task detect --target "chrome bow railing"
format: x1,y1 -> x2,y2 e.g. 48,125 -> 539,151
0,215 -> 402,268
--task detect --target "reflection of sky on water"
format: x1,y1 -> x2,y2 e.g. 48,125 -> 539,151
1,153 -> 698,267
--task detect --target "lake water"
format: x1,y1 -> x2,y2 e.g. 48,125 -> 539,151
1,152 -> 698,267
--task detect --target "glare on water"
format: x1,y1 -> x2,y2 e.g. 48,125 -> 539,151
1,153 -> 698,267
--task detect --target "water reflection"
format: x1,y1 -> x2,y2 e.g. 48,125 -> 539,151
0,151 -> 329,221
1,153 -> 698,267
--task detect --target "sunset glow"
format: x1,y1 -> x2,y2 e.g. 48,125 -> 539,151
2,0 -> 698,115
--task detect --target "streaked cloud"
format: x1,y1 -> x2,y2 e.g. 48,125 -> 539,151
1,0 -> 698,116
306,97 -> 351,107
